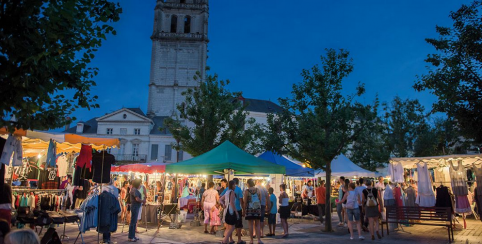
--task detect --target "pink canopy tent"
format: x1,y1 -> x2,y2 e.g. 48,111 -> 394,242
111,162 -> 166,174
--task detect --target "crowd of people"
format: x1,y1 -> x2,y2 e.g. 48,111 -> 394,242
331,176 -> 400,241
196,178 -> 290,244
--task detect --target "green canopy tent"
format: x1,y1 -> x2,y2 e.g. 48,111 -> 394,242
165,141 -> 286,175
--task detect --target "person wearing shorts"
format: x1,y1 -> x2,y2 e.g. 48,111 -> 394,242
266,187 -> 277,237
201,182 -> 219,234
255,180 -> 269,237
344,183 -> 364,240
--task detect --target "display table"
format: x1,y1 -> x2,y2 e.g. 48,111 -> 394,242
139,204 -> 161,223
179,196 -> 196,208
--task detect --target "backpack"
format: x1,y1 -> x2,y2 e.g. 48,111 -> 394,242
345,191 -> 357,209
366,188 -> 378,207
249,189 -> 261,210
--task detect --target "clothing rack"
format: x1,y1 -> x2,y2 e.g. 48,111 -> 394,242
12,188 -> 65,193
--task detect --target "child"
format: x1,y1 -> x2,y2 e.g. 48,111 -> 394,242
210,202 -> 222,234
267,187 -> 277,237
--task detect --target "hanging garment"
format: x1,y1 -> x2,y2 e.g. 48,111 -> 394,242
97,191 -> 121,233
46,139 -> 57,168
415,162 -> 436,207
73,165 -> 93,186
26,160 -> 40,180
475,190 -> 482,221
474,163 -> 482,201
404,186 -> 417,207
56,154 -> 69,177
393,186 -> 404,207
79,194 -> 99,233
390,162 -> 404,183
92,151 -> 115,183
434,167 -> 451,185
455,195 -> 472,214
76,145 -> 93,170
435,186 -> 453,212
449,160 -> 468,196
0,135 -> 22,166
38,168 -> 60,189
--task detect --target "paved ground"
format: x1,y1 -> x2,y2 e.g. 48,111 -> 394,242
41,214 -> 482,244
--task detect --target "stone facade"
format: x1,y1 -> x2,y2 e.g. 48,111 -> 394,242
147,0 -> 208,117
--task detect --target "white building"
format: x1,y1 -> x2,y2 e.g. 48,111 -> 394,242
65,0 -> 282,164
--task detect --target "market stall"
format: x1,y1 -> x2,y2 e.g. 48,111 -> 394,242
315,154 -> 376,178
165,141 -> 286,221
389,154 -> 482,228
257,151 -> 319,216
1,129 -> 120,242
165,141 -> 286,175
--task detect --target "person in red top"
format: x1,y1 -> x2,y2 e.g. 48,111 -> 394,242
315,180 -> 327,224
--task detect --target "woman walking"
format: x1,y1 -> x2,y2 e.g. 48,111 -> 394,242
279,184 -> 290,238
243,179 -> 263,244
362,179 -> 382,240
202,182 -> 219,234
221,180 -> 238,244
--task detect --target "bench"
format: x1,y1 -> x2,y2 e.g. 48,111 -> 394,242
382,206 -> 453,242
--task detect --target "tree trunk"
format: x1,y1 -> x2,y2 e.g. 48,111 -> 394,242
324,162 -> 333,232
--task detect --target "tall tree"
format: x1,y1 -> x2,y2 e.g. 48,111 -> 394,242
414,0 -> 482,143
0,0 -> 122,131
414,117 -> 461,156
263,49 -> 378,232
382,97 -> 427,157
348,105 -> 391,171
164,72 -> 261,157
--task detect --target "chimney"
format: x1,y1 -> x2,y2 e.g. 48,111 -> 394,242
76,121 -> 84,134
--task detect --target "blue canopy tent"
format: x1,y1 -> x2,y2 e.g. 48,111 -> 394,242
258,151 -> 315,177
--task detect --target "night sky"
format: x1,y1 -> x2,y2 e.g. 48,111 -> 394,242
67,0 -> 470,125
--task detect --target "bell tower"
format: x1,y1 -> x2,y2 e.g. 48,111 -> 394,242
147,0 -> 209,117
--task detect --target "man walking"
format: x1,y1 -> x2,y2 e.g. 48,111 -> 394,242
315,180 -> 326,225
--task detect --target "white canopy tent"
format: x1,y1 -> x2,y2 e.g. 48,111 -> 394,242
390,154 -> 482,169
315,154 -> 375,178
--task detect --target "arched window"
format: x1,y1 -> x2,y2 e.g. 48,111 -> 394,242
170,15 -> 177,33
184,15 -> 191,33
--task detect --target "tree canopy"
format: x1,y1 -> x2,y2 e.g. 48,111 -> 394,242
263,49 -> 378,231
164,72 -> 261,157
0,0 -> 122,131
414,0 -> 482,143
382,96 -> 427,158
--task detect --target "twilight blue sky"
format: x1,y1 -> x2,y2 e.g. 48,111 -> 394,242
68,0 -> 470,124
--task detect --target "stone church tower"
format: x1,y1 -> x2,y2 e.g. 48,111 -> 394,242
147,0 -> 209,117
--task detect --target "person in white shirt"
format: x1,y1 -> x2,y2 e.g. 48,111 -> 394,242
383,182 -> 395,207
354,178 -> 368,231
375,176 -> 385,211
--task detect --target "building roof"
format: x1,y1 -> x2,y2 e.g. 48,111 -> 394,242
64,117 -> 98,134
150,116 -> 170,135
126,108 -> 146,117
243,98 -> 283,113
